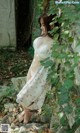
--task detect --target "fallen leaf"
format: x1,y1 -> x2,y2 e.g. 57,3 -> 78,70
0,113 -> 4,120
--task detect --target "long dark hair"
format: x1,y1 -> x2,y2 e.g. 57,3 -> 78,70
38,13 -> 58,37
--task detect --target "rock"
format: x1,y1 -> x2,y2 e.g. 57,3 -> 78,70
56,127 -> 67,133
35,113 -> 51,124
13,127 -> 20,133
12,107 -> 18,113
10,128 -> 14,133
4,103 -> 17,114
11,123 -> 16,129
75,127 -> 80,133
1,112 -> 17,124
0,115 -> 10,124
24,123 -> 48,131
19,126 -> 26,133
0,122 -> 49,133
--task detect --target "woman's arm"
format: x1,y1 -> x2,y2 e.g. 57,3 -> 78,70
26,67 -> 32,81
26,55 -> 35,81
26,54 -> 36,81
26,54 -> 41,81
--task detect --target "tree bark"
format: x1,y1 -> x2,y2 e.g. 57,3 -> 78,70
43,0 -> 50,13
15,0 -> 35,50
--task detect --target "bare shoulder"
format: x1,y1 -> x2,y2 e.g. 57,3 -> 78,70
33,36 -> 53,48
46,36 -> 53,41
33,36 -> 43,48
33,37 -> 42,44
44,36 -> 53,45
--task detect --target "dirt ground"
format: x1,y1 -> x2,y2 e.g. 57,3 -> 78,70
0,49 -> 33,86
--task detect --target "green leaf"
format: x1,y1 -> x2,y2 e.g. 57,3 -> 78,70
75,107 -> 80,119
74,56 -> 80,64
68,37 -> 74,43
60,115 -> 69,126
63,79 -> 74,90
46,91 -> 53,100
58,93 -> 70,105
75,98 -> 80,106
59,53 -> 67,59
63,104 -> 73,114
41,59 -> 53,68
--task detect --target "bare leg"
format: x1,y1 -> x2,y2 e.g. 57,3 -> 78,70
23,108 -> 32,124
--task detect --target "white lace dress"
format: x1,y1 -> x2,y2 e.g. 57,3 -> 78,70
16,36 -> 53,110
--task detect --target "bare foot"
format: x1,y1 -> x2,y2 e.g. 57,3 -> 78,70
23,110 -> 32,124
18,111 -> 25,122
13,111 -> 25,124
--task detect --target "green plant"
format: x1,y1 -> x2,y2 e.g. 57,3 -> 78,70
0,85 -> 17,112
39,0 -> 80,132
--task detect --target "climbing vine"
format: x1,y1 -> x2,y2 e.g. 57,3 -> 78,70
38,0 -> 80,132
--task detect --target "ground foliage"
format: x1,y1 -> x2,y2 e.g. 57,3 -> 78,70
0,48 -> 33,113
38,0 -> 80,133
0,49 -> 33,85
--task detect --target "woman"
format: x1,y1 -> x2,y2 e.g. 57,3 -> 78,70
16,13 -> 54,124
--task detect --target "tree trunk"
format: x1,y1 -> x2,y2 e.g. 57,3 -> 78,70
43,0 -> 50,13
15,0 -> 35,50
